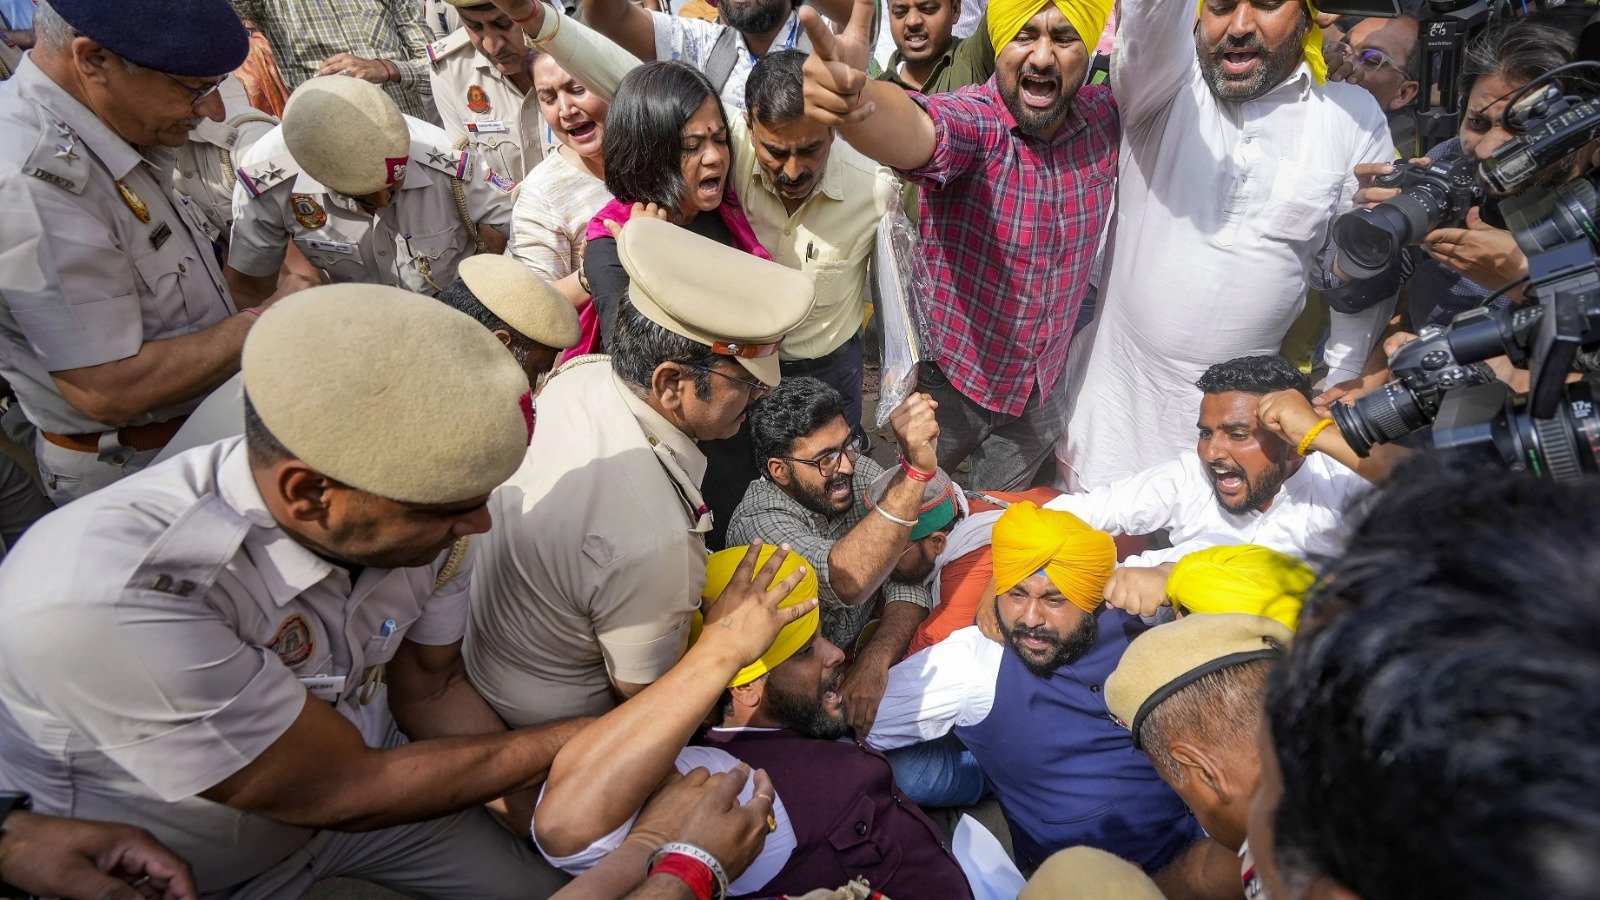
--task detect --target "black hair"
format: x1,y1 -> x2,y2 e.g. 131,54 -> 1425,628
746,50 -> 808,126
1264,461 -> 1600,899
1194,355 -> 1313,403
748,377 -> 846,470
609,300 -> 719,399
1459,5 -> 1600,102
243,393 -> 293,466
603,61 -> 730,210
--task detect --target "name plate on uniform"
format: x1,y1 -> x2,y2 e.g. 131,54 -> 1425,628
466,121 -> 509,134
298,674 -> 348,704
305,239 -> 356,255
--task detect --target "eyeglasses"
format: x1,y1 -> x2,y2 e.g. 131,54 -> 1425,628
161,72 -> 226,109
682,362 -> 770,396
1352,47 -> 1406,76
780,435 -> 864,477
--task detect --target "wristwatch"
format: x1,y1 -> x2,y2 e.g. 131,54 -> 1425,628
0,792 -> 34,900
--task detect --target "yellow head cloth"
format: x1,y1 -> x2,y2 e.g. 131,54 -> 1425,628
690,545 -> 821,688
1195,0 -> 1326,85
1165,544 -> 1315,630
990,502 -> 1116,614
988,0 -> 1112,60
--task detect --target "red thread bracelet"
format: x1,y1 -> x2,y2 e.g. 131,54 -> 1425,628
510,2 -> 541,23
649,853 -> 714,900
899,455 -> 935,482
241,306 -> 264,318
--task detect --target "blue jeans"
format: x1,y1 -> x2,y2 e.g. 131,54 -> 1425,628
885,733 -> 989,809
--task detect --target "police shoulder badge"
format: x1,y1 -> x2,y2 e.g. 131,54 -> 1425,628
269,614 -> 315,669
291,193 -> 328,229
466,84 -> 491,114
115,180 -> 150,223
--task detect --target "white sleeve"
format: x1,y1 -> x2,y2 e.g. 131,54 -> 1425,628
532,746 -> 797,897
1045,457 -> 1193,538
1112,0 -> 1200,128
1117,535 -> 1234,569
866,628 -> 1002,752
1324,104 -> 1401,384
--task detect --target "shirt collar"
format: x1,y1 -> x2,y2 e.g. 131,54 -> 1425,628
293,151 -> 434,197
610,370 -> 707,486
214,437 -> 340,607
473,51 -> 532,97
884,37 -> 960,91
16,57 -> 147,179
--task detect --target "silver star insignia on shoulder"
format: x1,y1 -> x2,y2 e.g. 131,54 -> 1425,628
427,150 -> 453,166
258,163 -> 286,183
53,143 -> 78,163
53,120 -> 72,138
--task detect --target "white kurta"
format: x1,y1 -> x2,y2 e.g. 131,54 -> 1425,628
1054,0 -> 1394,491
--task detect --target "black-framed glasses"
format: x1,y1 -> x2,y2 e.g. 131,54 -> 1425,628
161,72 -> 226,109
780,435 -> 864,477
682,362 -> 769,396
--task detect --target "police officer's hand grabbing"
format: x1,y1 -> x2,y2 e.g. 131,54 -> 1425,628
0,810 -> 197,900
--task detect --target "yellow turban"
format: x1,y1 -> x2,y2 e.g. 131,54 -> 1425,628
690,544 -> 820,687
1165,544 -> 1315,630
991,502 -> 1116,614
988,0 -> 1112,60
1195,0 -> 1327,85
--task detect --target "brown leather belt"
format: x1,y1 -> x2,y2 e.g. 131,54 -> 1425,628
41,415 -> 189,454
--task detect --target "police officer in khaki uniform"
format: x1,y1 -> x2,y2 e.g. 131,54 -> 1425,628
175,74 -> 277,238
226,75 -> 514,303
0,0 -> 263,505
427,0 -> 549,189
467,216 -> 817,727
0,285 -> 577,897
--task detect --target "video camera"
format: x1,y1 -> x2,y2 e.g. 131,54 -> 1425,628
1329,52 -> 1600,479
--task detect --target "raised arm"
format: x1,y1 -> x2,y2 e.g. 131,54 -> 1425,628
1113,0 -> 1201,128
534,547 -> 813,858
801,0 -> 937,171
501,0 -> 643,102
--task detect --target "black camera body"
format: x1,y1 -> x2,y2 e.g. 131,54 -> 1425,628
1331,157 -> 1482,294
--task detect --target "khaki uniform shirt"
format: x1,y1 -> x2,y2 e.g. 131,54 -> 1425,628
229,116 -> 514,296
466,358 -> 710,727
427,28 -> 548,185
0,437 -> 474,893
0,59 -> 235,435
175,76 -> 278,239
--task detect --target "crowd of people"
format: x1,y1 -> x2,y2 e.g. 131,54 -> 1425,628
1,0 -> 1598,896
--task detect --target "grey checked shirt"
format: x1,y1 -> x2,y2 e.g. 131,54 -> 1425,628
727,456 -> 934,650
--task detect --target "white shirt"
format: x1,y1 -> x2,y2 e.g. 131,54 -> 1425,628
534,737 -> 798,895
1055,0 -> 1395,491
0,437 -> 470,891
867,627 -> 1002,751
651,9 -> 810,111
1045,449 -> 1372,566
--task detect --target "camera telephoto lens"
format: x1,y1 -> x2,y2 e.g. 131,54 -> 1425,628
1433,377 -> 1600,480
1331,381 -> 1432,456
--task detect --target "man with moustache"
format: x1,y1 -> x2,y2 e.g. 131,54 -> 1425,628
530,544 -> 976,897
728,378 -> 947,737
1046,356 -> 1374,617
1056,0 -> 1394,493
876,0 -> 995,93
0,0 -> 260,505
868,502 -> 1208,884
802,0 -> 1118,490
427,0 -> 549,188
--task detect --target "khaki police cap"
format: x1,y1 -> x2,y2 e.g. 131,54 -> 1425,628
1020,847 -> 1164,900
457,256 -> 581,349
283,76 -> 411,197
616,217 -> 815,387
1105,613 -> 1292,749
242,284 -> 532,505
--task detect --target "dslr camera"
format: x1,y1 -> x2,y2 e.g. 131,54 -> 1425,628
1330,157 -> 1482,299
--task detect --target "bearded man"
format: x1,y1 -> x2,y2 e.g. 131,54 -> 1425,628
1055,0 -> 1395,492
801,0 -> 1118,490
868,502 -> 1210,886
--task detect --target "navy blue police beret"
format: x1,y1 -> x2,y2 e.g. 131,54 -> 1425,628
51,0 -> 250,77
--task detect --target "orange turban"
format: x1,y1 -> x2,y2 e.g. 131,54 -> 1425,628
991,502 -> 1116,614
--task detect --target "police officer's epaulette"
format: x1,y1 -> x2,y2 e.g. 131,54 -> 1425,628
221,110 -> 278,152
426,28 -> 472,68
235,151 -> 301,200
416,139 -> 473,180
22,112 -> 89,194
